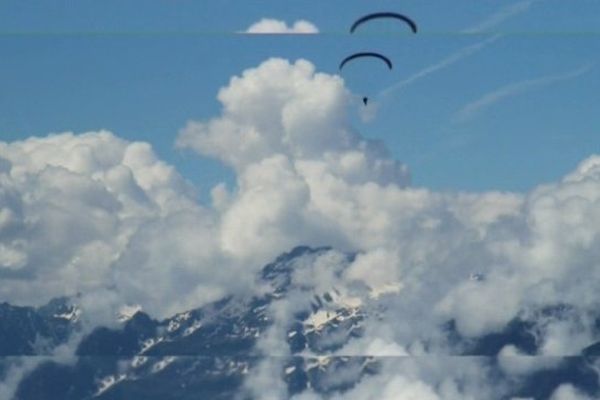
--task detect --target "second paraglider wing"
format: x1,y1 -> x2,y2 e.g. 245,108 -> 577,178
339,52 -> 393,71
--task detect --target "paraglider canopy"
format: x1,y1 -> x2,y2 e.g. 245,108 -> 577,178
339,52 -> 392,107
339,52 -> 393,71
350,12 -> 418,34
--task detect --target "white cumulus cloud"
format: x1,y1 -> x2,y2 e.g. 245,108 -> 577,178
244,18 -> 319,34
2,58 -> 600,398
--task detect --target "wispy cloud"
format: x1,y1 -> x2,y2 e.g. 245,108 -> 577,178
463,0 -> 538,33
379,1 -> 540,99
454,64 -> 593,122
379,34 -> 502,98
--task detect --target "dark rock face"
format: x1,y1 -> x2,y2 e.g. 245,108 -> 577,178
0,297 -> 76,356
77,312 -> 158,356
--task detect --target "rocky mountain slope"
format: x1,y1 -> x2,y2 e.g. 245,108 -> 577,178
2,246 -> 600,399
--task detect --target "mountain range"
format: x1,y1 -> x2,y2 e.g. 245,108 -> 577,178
2,246 -> 599,399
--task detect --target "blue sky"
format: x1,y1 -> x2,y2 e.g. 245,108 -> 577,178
5,6 -> 600,393
1,0 -> 599,198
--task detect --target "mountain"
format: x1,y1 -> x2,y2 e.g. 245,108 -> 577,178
1,246 -> 600,399
0,297 -> 78,356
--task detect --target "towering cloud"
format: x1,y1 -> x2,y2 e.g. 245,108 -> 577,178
2,58 -> 600,393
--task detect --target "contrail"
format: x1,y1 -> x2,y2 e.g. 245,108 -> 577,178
454,64 -> 593,122
379,0 -> 542,99
462,0 -> 539,33
379,34 -> 502,98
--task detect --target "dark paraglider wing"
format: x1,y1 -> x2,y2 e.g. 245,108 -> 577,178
339,52 -> 393,71
350,12 -> 418,34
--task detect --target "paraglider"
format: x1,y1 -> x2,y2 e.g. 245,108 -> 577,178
339,52 -> 393,106
342,11 -> 418,107
350,12 -> 418,34
339,52 -> 393,71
